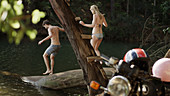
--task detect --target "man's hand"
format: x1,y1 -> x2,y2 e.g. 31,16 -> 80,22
38,40 -> 43,45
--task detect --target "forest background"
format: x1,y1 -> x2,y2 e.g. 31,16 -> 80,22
0,0 -> 169,64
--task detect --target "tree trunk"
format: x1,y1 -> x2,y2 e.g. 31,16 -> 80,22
153,0 -> 156,25
164,49 -> 170,58
111,0 -> 115,20
127,0 -> 129,16
48,0 -> 108,95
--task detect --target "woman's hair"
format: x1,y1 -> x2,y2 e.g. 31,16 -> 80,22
90,5 -> 103,19
42,20 -> 50,26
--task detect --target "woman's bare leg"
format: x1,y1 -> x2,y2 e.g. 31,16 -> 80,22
90,36 -> 98,54
94,39 -> 103,56
91,35 -> 103,64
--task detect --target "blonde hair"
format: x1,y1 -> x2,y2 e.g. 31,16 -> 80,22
90,5 -> 103,19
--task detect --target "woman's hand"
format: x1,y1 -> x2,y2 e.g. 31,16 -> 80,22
79,21 -> 85,26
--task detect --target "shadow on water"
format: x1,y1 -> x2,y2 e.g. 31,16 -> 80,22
0,37 -> 139,96
0,71 -> 88,96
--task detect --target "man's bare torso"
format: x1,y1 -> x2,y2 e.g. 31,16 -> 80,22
48,26 -> 60,45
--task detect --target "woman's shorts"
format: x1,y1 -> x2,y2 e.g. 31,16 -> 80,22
92,33 -> 103,40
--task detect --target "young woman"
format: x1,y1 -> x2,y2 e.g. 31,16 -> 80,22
79,5 -> 108,56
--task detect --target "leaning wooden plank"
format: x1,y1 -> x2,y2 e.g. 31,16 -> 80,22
86,56 -> 102,63
164,49 -> 170,58
81,34 -> 92,39
21,68 -> 114,90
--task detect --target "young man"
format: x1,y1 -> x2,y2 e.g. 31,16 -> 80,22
38,20 -> 64,75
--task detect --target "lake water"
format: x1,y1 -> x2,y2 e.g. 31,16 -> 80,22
0,37 -> 139,96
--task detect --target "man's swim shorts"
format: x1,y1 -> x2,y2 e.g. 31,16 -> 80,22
45,45 -> 61,56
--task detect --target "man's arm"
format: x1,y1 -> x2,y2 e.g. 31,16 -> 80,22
38,35 -> 52,45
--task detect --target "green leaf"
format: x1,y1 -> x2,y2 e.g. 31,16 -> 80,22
32,9 -> 46,24
0,11 -> 8,21
1,0 -> 11,10
12,30 -> 17,37
9,20 -> 20,29
26,29 -> 37,40
15,30 -> 24,45
13,1 -> 24,15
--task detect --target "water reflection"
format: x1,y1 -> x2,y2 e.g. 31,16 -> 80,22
0,74 -> 42,96
0,37 -> 138,96
36,86 -> 88,96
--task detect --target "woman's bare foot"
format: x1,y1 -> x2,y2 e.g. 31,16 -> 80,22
94,59 -> 103,64
43,70 -> 51,75
100,61 -> 103,64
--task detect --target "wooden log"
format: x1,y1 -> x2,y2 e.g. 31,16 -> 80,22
164,49 -> 170,58
21,68 -> 115,90
81,34 -> 92,39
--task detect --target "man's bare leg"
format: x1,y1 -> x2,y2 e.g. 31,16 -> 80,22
49,54 -> 55,75
43,53 -> 51,74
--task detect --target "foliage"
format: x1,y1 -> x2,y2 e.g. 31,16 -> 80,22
161,0 -> 170,15
0,0 -> 45,44
163,27 -> 170,34
70,0 -> 169,42
69,0 -> 170,63
139,14 -> 169,63
0,0 -> 169,45
160,0 -> 170,24
139,0 -> 170,61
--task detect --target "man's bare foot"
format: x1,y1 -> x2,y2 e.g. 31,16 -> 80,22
49,72 -> 53,75
43,70 -> 51,75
